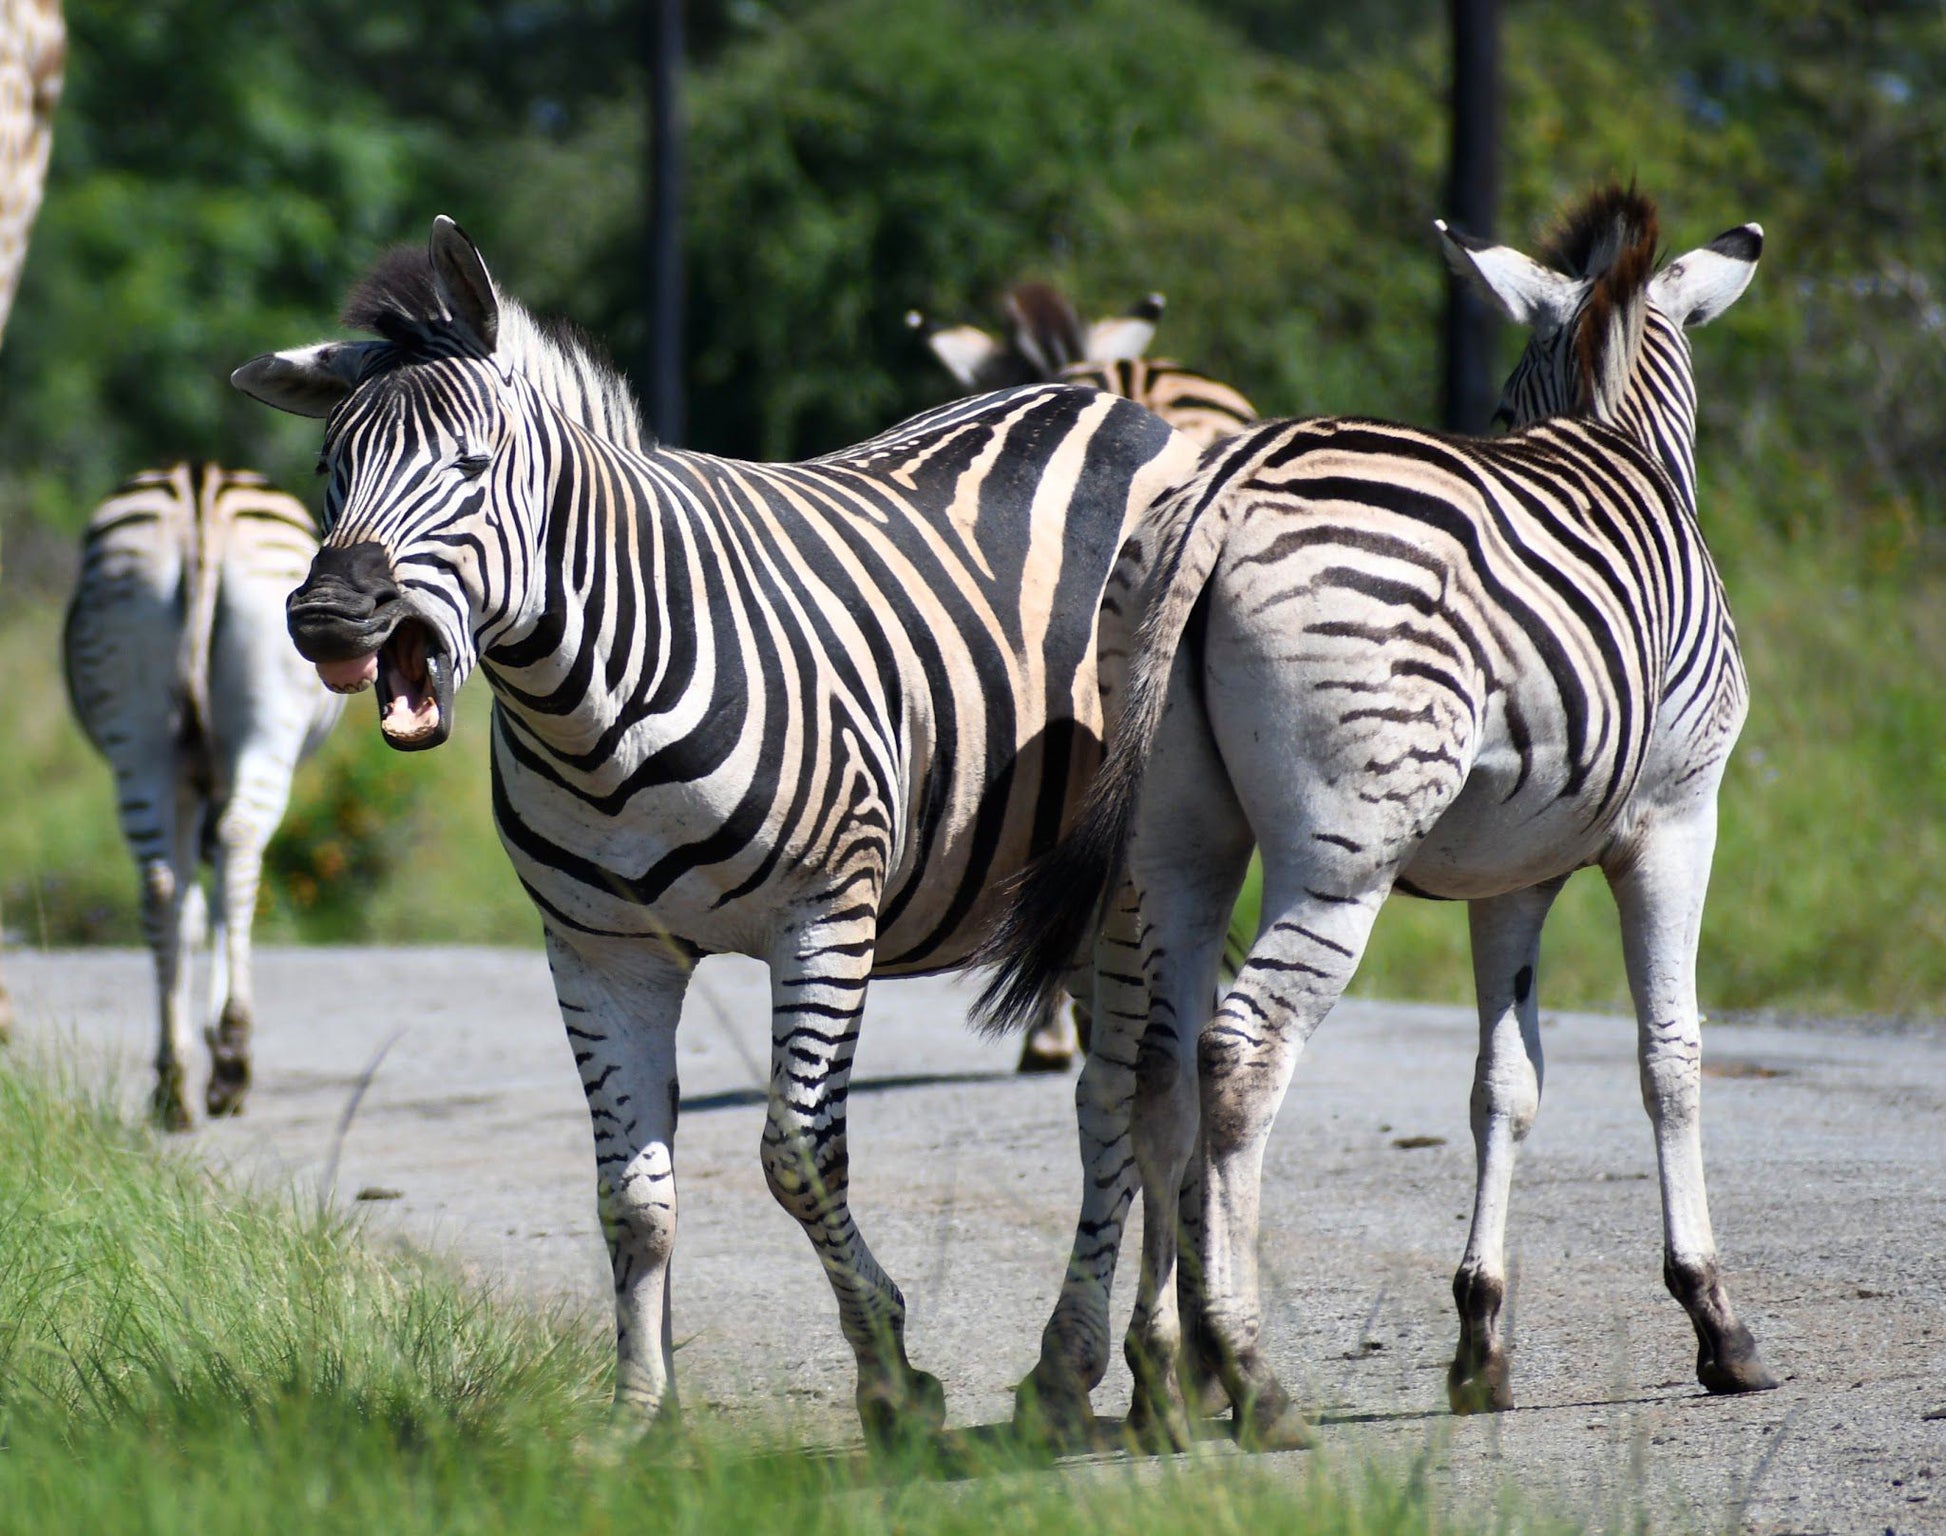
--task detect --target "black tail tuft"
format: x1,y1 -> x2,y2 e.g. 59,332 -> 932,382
970,434 -> 1254,1037
970,764 -> 1140,1036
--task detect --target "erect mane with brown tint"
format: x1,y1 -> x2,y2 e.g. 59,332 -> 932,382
1006,282 -> 1085,374
1540,183 -> 1661,416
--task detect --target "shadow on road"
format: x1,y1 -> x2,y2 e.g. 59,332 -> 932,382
680,1070 -> 1018,1114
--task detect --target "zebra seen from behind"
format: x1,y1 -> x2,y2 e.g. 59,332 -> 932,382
915,281 -> 1259,1074
64,462 -> 343,1127
232,218 -> 1203,1442
978,186 -> 1776,1449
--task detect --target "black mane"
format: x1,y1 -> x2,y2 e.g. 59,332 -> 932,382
341,245 -> 462,352
1539,182 -> 1660,284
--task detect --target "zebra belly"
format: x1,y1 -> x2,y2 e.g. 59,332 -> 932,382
489,707 -> 1046,971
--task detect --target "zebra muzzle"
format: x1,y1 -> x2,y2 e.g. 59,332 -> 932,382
289,542 -> 454,751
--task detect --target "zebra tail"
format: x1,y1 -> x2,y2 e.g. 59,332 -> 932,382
177,465 -> 226,749
971,451 -> 1244,1036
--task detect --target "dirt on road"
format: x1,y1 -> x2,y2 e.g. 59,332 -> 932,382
8,947 -> 1944,1533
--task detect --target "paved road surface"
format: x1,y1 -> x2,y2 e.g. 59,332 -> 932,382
7,948 -> 1943,1532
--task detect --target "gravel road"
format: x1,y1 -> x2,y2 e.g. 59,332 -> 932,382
7,947 -> 1943,1532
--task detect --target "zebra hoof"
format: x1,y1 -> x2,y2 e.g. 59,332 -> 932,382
205,1057 -> 251,1118
1011,1362 -> 1098,1452
1123,1381 -> 1194,1455
150,1075 -> 193,1134
1014,1021 -> 1078,1074
1231,1376 -> 1314,1453
857,1367 -> 947,1455
1447,1352 -> 1514,1414
1698,1328 -> 1778,1395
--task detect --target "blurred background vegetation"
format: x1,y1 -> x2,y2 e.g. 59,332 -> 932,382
0,0 -> 1939,1015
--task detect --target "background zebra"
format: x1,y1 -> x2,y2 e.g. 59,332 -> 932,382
915,281 -> 1259,1073
231,218 -> 1202,1441
978,186 -> 1775,1449
912,282 -> 1258,448
63,462 -> 342,1128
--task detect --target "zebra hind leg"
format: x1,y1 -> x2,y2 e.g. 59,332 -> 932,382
763,909 -> 944,1452
1120,879 -> 1232,1454
1448,879 -> 1563,1413
1607,811 -> 1777,1398
1012,887 -> 1141,1450
204,808 -> 273,1118
1198,877 -> 1389,1452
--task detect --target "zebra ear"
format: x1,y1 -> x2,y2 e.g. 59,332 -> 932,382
923,323 -> 1007,388
429,215 -> 499,352
1435,220 -> 1585,333
1084,295 -> 1163,363
1650,223 -> 1762,328
230,342 -> 375,418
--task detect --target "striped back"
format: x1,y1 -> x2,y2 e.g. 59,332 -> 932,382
67,462 -> 323,752
1066,354 -> 1257,449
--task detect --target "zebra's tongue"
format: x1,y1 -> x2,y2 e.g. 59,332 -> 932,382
378,624 -> 442,747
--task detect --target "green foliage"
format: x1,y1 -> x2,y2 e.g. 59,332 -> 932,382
0,1058 -> 1552,1534
0,0 -> 1939,1013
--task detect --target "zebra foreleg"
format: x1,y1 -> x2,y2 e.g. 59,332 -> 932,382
1448,879 -> 1563,1413
1607,810 -> 1777,1398
545,932 -> 691,1427
1013,884 -> 1143,1448
763,909 -> 944,1449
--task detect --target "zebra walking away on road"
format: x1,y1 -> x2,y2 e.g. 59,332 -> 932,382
916,281 -> 1259,1072
978,185 -> 1777,1449
232,219 -> 1203,1442
64,463 -> 343,1127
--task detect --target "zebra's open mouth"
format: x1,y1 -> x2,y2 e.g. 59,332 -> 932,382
310,618 -> 452,751
374,619 -> 452,750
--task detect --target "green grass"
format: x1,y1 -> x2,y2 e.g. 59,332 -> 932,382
2,511 -> 1939,1018
0,1056 -> 1554,1535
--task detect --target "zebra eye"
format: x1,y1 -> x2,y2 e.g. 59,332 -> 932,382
313,457 -> 328,478
455,451 -> 492,479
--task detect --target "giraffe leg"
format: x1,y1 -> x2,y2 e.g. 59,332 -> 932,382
1607,809 -> 1776,1397
1449,879 -> 1563,1413
763,906 -> 943,1449
545,931 -> 691,1427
